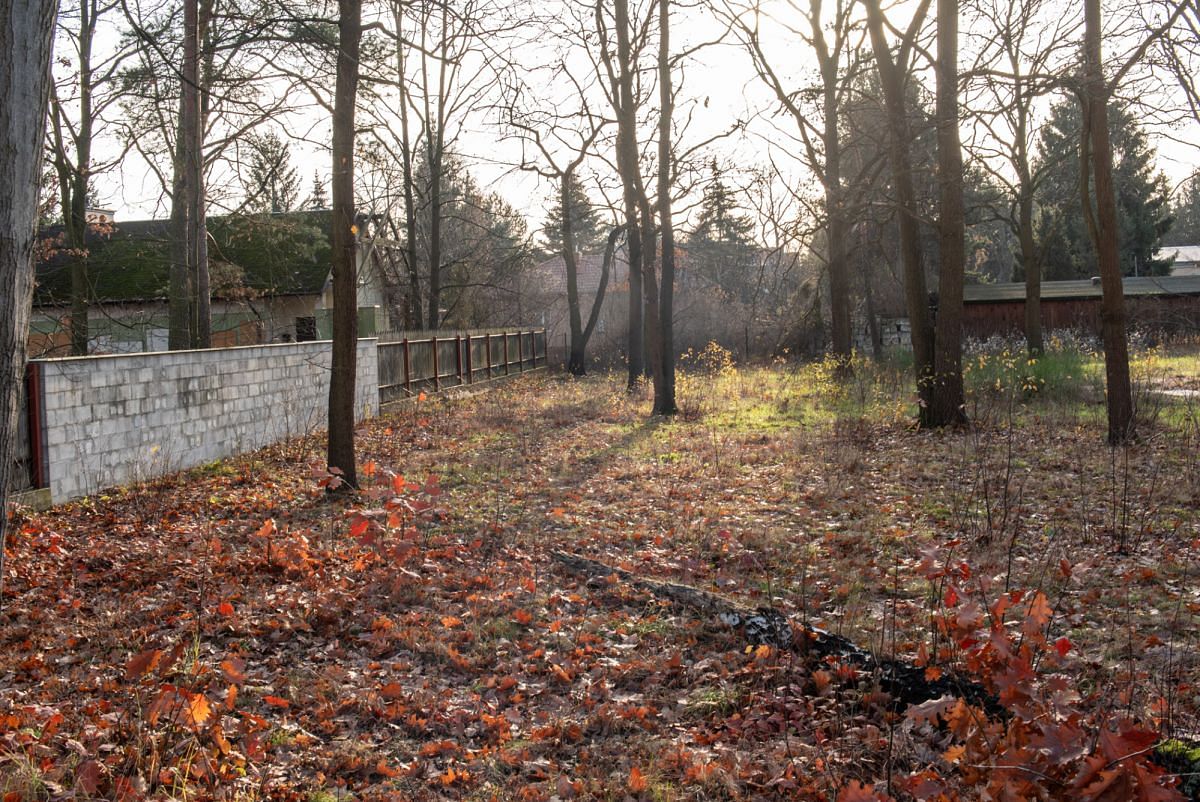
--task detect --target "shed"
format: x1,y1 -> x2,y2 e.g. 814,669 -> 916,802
961,276 -> 1200,339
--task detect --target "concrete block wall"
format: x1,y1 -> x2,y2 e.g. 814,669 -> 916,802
32,339 -> 379,502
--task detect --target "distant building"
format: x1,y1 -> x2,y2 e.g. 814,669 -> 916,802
29,210 -> 396,356
1158,245 -> 1200,277
961,276 -> 1200,339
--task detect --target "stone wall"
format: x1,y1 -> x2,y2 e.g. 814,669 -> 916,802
30,339 -> 378,502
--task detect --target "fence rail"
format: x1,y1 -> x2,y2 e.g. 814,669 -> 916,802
377,328 -> 547,404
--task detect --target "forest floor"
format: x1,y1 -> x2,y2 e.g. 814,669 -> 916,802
2,341 -> 1200,801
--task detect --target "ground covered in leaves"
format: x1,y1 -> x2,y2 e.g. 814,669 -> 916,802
3,345 -> 1200,800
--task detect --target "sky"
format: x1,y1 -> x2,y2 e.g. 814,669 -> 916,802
72,0 -> 1200,236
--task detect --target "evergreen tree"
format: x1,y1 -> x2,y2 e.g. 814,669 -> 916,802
1034,98 -> 1173,279
307,170 -> 329,210
686,164 -> 758,302
1165,174 -> 1200,246
541,172 -> 603,254
242,131 -> 302,214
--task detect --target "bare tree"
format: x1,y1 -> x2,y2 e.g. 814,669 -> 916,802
963,0 -> 1076,355
598,0 -> 652,390
120,0 -> 304,348
1079,0 -> 1189,443
2,0 -> 58,609
384,0 -> 514,329
504,78 -> 612,374
327,0 -> 361,487
46,0 -> 135,355
862,0 -> 938,417
928,0 -> 967,426
724,0 -> 863,369
652,0 -> 676,413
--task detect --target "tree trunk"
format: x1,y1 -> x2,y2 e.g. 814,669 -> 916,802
613,0 -> 644,390
1,0 -> 57,610
327,0 -> 362,489
392,6 -> 422,331
1013,88 -> 1043,356
654,0 -> 677,415
820,46 -> 852,370
562,171 -> 586,376
168,89 -> 192,349
1018,190 -> 1043,356
1082,0 -> 1133,444
863,0 -> 935,417
184,0 -> 209,348
426,144 -> 442,329
928,0 -> 968,427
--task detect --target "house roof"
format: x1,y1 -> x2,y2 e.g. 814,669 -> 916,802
35,210 -> 334,306
1157,245 -> 1200,265
964,275 -> 1200,303
532,248 -> 631,296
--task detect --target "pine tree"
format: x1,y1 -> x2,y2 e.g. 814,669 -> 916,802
1165,174 -> 1200,246
307,170 -> 329,210
542,172 -> 603,254
1034,98 -> 1173,279
687,165 -> 757,302
243,131 -> 302,214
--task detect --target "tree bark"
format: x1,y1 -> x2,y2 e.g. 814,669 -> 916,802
1013,82 -> 1043,356
49,0 -> 95,355
815,17 -> 852,370
562,171 -> 586,375
654,0 -> 677,415
929,0 -> 968,427
1082,0 -> 1133,444
863,0 -> 935,418
191,0 -> 210,350
612,0 -> 645,390
393,3 -> 422,330
327,0 -> 362,489
1,0 -> 58,610
168,86 -> 192,349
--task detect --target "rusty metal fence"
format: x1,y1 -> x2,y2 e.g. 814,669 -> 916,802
377,328 -> 547,404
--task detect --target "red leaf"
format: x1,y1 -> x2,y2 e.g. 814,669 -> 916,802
125,648 -> 163,680
1022,591 -> 1053,635
220,657 -> 246,684
217,601 -> 234,617
263,695 -> 290,709
628,766 -> 649,793
350,516 -> 370,539
75,760 -> 102,794
255,519 -> 276,538
837,780 -> 883,801
1055,637 -> 1072,658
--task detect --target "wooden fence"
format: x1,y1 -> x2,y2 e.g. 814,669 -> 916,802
377,328 -> 547,404
10,364 -> 40,494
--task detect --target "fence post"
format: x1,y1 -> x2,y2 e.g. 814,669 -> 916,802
455,334 -> 463,385
503,332 -> 510,375
25,362 -> 45,489
466,335 -> 473,383
485,333 -> 492,379
403,337 -> 411,397
432,335 -> 440,392
517,329 -> 524,372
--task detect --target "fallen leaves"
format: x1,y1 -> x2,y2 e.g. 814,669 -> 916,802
2,368 -> 1197,801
